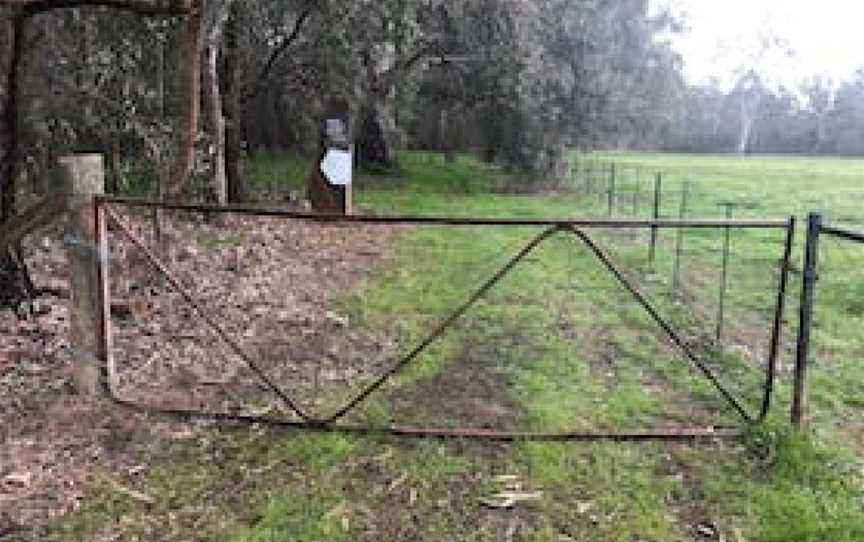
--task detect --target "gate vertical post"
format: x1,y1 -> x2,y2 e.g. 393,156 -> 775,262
760,216 -> 796,420
793,212 -> 822,430
61,154 -> 108,396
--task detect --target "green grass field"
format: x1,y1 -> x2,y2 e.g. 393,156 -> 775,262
50,151 -> 864,541
586,152 -> 864,438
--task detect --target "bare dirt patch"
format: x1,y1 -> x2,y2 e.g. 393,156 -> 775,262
0,209 -> 395,537
386,335 -> 523,432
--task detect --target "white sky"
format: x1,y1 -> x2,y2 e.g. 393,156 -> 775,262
659,0 -> 864,89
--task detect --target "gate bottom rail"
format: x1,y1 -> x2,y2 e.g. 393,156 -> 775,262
107,393 -> 743,442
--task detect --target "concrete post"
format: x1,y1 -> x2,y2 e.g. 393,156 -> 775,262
61,154 -> 107,396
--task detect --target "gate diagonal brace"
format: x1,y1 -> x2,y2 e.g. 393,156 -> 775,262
325,224 -> 754,425
103,206 -> 312,422
562,226 -> 753,423
322,225 -> 563,424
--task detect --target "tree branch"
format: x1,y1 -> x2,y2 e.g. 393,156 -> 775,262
241,8 -> 312,104
205,0 -> 235,46
18,0 -> 188,19
374,39 -> 439,99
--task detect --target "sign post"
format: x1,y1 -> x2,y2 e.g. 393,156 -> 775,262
308,100 -> 352,214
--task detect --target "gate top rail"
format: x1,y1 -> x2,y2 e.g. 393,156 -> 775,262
820,223 -> 864,244
97,196 -> 789,229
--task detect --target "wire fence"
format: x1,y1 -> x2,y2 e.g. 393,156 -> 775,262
572,159 -> 822,424
569,158 -> 864,431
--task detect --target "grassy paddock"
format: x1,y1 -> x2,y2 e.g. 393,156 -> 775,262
582,152 -> 864,436
49,151 -> 864,541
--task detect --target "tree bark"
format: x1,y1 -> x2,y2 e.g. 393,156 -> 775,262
357,102 -> 393,169
166,0 -> 203,199
1,7 -> 23,225
200,0 -> 234,206
201,44 -> 226,204
222,0 -> 245,203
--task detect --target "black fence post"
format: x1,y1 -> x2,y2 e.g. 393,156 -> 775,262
793,212 -> 822,430
673,181 -> 690,290
649,173 -> 662,263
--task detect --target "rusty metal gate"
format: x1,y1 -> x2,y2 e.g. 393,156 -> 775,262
94,196 -> 796,441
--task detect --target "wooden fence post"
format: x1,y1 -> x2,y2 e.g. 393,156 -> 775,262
61,154 -> 107,396
309,99 -> 352,214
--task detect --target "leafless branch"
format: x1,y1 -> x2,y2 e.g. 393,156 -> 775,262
241,8 -> 312,104
18,0 -> 188,19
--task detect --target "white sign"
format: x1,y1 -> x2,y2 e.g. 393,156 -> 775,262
320,149 -> 353,186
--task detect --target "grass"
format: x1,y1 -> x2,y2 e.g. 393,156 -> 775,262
48,150 -> 864,541
583,151 -> 864,430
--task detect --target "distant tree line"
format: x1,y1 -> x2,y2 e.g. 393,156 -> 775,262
656,70 -> 864,156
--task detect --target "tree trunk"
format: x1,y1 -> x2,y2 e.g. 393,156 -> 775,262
222,1 -> 246,203
440,107 -> 455,163
1,7 -> 22,225
736,104 -> 754,155
201,44 -> 227,204
357,102 -> 393,169
200,0 -> 235,206
166,0 -> 204,199
736,94 -> 761,155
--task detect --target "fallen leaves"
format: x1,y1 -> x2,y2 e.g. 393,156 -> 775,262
1,211 -> 395,534
2,471 -> 33,490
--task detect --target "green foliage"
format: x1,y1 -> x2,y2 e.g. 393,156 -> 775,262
393,152 -> 496,194
245,151 -> 312,199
